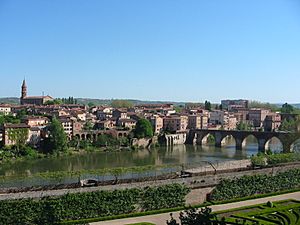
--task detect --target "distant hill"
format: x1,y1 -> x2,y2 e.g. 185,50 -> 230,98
276,103 -> 300,109
76,98 -> 186,106
292,104 -> 300,109
0,97 -> 186,106
0,97 -> 19,105
1,97 -> 299,108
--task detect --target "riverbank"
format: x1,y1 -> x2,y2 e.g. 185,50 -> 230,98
0,145 -> 134,165
1,161 -> 299,200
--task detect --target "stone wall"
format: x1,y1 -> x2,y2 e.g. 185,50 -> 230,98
161,133 -> 187,146
131,136 -> 158,148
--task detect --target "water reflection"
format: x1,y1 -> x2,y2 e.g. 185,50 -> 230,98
0,139 -> 283,176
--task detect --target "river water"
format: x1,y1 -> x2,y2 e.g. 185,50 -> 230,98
0,137 -> 283,177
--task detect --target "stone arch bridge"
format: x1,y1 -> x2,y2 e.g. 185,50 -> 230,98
187,129 -> 300,153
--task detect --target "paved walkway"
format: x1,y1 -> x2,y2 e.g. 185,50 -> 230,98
91,191 -> 300,225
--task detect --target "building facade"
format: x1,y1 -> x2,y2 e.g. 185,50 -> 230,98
20,79 -> 54,105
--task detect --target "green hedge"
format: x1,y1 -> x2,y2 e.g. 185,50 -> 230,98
251,153 -> 300,167
210,168 -> 300,201
0,183 -> 189,225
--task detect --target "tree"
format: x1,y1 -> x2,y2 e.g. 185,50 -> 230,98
47,117 -> 68,154
236,122 -> 251,131
279,118 -> 298,132
249,101 -> 280,112
134,118 -> 153,138
281,103 -> 294,114
175,105 -> 184,113
7,128 -> 29,152
167,207 -> 225,225
0,114 -> 21,125
61,96 -> 77,104
88,102 -> 95,108
83,121 -> 94,131
93,134 -> 119,147
111,99 -> 134,108
204,101 -> 211,111
45,99 -> 63,105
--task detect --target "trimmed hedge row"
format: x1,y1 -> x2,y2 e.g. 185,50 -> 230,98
210,168 -> 300,201
251,153 -> 300,167
0,183 -> 189,225
217,201 -> 300,225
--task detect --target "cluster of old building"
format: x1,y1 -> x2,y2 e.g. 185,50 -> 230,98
0,81 -> 293,148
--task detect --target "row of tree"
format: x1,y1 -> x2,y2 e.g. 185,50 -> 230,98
45,97 -> 78,105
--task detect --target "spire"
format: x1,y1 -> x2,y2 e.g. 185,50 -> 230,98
22,78 -> 27,88
21,78 -> 27,99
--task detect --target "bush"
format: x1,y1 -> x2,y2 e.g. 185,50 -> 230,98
0,183 -> 190,224
210,168 -> 300,201
251,153 -> 300,167
93,134 -> 120,147
141,184 -> 190,211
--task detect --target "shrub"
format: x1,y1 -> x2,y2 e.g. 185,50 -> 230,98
251,153 -> 300,167
0,183 -> 189,224
210,168 -> 300,201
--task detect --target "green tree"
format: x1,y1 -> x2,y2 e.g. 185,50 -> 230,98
236,122 -> 251,131
249,101 -> 280,112
45,99 -> 63,105
167,207 -> 224,225
16,109 -> 28,120
88,102 -> 95,108
281,103 -> 294,114
204,101 -> 211,111
47,117 -> 68,154
93,134 -> 119,147
175,105 -> 184,113
134,119 -> 153,138
279,118 -> 300,132
111,99 -> 134,108
0,114 -> 21,125
7,128 -> 29,152
83,121 -> 94,131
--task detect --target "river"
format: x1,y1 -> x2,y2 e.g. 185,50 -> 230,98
0,136 -> 283,177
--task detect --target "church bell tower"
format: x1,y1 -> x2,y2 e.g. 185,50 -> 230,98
21,79 -> 27,99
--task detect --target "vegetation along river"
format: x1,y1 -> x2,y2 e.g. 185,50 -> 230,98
0,137 -> 284,188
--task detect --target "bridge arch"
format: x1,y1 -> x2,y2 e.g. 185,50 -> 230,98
242,134 -> 259,153
75,134 -> 80,140
290,138 -> 300,153
220,134 -> 236,149
86,133 -> 92,141
265,137 -> 283,153
200,133 -> 216,145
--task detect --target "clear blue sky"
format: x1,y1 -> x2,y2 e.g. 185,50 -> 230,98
0,0 -> 299,103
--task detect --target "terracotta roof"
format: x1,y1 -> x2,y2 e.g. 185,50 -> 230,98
118,118 -> 136,123
24,116 -> 49,121
23,95 -> 53,99
0,104 -> 12,107
4,123 -> 30,129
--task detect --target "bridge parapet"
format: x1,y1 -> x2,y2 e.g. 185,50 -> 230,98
188,129 -> 300,153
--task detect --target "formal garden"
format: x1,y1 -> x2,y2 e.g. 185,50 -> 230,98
166,200 -> 300,225
215,200 -> 300,225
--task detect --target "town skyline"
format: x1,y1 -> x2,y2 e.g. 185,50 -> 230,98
0,78 -> 300,105
1,0 -> 300,102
